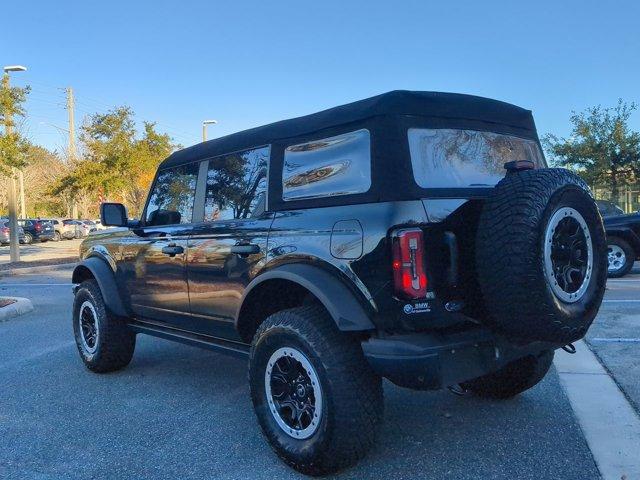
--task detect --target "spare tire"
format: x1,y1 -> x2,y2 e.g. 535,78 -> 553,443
476,168 -> 607,344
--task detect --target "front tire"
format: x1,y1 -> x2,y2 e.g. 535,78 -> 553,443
460,350 -> 554,399
23,233 -> 33,244
607,237 -> 635,278
249,305 -> 383,476
53,231 -> 61,242
73,279 -> 136,373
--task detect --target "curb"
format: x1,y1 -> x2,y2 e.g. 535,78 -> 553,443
554,340 -> 640,479
0,297 -> 35,321
0,262 -> 77,276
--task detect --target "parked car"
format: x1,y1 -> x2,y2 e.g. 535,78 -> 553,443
92,219 -> 108,231
596,199 -> 625,217
18,219 -> 56,244
603,210 -> 640,277
63,219 -> 90,238
0,220 -> 26,245
42,218 -> 76,241
81,220 -> 98,232
71,91 -> 608,475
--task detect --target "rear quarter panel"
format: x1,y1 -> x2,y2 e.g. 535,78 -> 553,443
267,201 -> 429,330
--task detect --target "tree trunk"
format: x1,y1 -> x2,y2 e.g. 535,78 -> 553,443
610,166 -> 619,200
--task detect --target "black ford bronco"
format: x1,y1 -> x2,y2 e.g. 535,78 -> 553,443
72,91 -> 607,475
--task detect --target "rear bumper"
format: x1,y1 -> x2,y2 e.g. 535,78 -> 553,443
1,234 -> 26,243
361,327 -> 554,390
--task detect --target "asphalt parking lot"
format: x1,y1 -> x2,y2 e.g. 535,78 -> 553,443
0,262 -> 638,479
586,265 -> 640,411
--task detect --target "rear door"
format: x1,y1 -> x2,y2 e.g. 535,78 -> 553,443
187,146 -> 272,340
124,162 -> 200,326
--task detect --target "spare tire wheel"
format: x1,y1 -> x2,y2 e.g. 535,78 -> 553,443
476,168 -> 607,344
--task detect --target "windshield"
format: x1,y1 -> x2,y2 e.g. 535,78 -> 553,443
408,128 -> 545,188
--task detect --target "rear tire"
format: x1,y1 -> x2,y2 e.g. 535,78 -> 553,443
249,305 -> 383,476
461,350 -> 554,399
73,279 -> 136,373
607,237 -> 635,278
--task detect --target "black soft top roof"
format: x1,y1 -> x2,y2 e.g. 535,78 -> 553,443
160,90 -> 536,169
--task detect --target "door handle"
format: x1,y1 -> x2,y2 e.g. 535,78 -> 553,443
230,243 -> 260,256
162,244 -> 184,257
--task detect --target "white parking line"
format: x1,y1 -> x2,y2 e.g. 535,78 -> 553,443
554,341 -> 640,479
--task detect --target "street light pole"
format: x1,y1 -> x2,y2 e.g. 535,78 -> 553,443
3,65 -> 27,263
202,119 -> 218,142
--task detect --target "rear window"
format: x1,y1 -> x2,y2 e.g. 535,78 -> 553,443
408,128 -> 545,188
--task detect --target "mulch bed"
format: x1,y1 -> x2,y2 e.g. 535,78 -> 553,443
0,298 -> 17,308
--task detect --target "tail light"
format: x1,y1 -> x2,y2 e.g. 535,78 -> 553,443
391,228 -> 428,299
1,227 -> 9,234
35,222 -> 42,232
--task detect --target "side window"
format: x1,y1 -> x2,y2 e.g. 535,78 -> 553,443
204,146 -> 270,221
145,163 -> 199,226
282,129 -> 371,201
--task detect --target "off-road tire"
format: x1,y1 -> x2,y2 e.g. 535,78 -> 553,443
249,305 -> 383,476
476,168 -> 607,344
460,350 -> 554,399
73,279 -> 136,373
607,236 -> 635,278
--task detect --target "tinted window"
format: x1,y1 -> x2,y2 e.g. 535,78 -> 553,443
408,128 -> 545,188
283,129 -> 371,201
204,146 -> 270,221
145,163 -> 199,226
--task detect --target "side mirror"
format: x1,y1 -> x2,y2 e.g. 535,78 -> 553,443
100,202 -> 128,227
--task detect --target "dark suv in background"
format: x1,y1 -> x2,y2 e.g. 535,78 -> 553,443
72,91 -> 607,475
18,219 -> 56,244
602,210 -> 640,277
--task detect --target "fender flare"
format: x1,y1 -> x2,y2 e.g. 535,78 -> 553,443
237,263 -> 376,332
72,257 -> 128,317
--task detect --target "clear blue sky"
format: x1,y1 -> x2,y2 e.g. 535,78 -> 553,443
4,0 -> 640,153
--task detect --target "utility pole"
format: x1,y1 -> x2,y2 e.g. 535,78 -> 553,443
66,87 -> 77,158
66,87 -> 78,218
2,66 -> 27,262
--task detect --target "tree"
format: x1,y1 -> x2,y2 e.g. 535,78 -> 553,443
0,72 -> 30,176
23,145 -> 69,216
543,100 -> 640,197
53,107 -> 177,217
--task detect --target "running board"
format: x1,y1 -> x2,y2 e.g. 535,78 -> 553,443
129,320 -> 250,358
